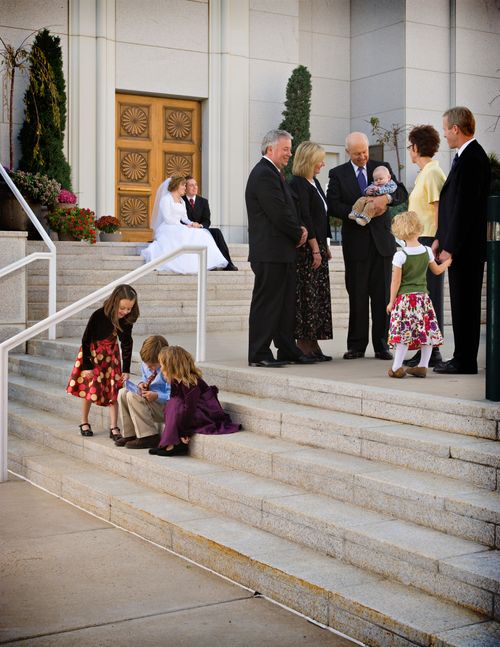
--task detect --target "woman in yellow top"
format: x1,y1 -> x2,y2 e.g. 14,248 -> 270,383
404,125 -> 447,368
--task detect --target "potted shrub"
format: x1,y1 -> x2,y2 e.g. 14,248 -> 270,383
47,206 -> 97,244
0,169 -> 60,239
57,188 -> 77,208
95,215 -> 121,242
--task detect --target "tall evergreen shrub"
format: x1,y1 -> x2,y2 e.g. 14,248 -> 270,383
18,29 -> 71,189
279,65 -> 312,178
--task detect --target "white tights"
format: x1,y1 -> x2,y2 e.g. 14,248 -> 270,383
392,344 -> 433,371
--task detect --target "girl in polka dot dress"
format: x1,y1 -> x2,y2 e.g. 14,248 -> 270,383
67,284 -> 139,438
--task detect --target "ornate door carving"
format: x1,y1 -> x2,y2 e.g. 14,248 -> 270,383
115,94 -> 201,242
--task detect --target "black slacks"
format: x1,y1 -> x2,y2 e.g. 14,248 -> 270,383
344,241 -> 392,354
419,236 -> 444,332
207,227 -> 234,265
248,261 -> 300,363
448,256 -> 484,371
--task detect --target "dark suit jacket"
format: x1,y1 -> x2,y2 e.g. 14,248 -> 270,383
245,157 -> 302,263
289,176 -> 332,244
326,159 -> 408,261
436,139 -> 490,261
183,195 -> 211,228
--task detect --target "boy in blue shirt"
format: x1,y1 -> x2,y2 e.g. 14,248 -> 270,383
116,335 -> 170,448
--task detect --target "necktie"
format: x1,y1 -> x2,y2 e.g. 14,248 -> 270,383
189,198 -> 195,208
144,370 -> 157,390
451,153 -> 459,171
357,167 -> 367,193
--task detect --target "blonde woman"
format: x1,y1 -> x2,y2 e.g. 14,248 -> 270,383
289,141 -> 333,360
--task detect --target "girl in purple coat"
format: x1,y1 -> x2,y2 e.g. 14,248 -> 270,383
149,346 -> 240,457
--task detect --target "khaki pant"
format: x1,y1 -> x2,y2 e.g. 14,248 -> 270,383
118,389 -> 164,439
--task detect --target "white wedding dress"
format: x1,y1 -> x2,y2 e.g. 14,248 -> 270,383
141,191 -> 228,274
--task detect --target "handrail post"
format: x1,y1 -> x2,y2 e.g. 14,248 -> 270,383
48,253 -> 57,339
0,244 -> 208,482
0,346 -> 8,482
196,247 -> 207,362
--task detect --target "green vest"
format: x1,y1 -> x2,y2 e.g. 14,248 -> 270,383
398,249 -> 428,295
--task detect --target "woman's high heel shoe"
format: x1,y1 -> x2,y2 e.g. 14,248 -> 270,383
109,426 -> 121,441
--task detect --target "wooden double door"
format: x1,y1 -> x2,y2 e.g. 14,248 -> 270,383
115,93 -> 201,241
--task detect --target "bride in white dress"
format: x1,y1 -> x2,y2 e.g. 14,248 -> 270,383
141,176 -> 228,274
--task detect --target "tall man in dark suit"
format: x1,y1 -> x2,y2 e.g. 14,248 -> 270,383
327,132 -> 408,360
183,177 -> 238,271
246,129 -> 312,367
433,107 -> 490,375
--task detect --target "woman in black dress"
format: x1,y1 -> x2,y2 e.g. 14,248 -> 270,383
289,141 -> 333,360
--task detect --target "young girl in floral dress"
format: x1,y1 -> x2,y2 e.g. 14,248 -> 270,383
149,346 -> 240,456
67,284 -> 140,437
387,212 -> 451,378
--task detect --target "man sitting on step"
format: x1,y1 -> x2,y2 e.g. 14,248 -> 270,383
183,176 -> 238,271
116,335 -> 171,449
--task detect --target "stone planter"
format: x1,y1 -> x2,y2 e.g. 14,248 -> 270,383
0,183 -> 49,240
99,231 -> 122,242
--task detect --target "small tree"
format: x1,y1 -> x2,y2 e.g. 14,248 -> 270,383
18,29 -> 71,189
279,65 -> 312,178
0,32 -> 36,169
368,116 -> 409,181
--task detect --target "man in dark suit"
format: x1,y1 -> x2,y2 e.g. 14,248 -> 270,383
245,129 -> 313,367
432,107 -> 490,375
327,132 -> 408,360
183,177 -> 238,271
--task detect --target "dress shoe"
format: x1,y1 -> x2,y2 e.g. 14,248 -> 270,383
375,351 -> 393,360
286,354 -> 317,365
249,359 -> 288,368
343,350 -> 365,360
156,443 -> 189,457
388,367 -> 406,378
433,360 -> 478,375
312,351 -> 333,362
115,435 -> 135,446
224,263 -> 238,271
404,348 -> 442,368
125,434 -> 160,449
405,366 -> 427,378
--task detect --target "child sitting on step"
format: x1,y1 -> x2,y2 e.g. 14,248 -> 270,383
115,335 -> 171,449
386,212 -> 451,378
66,284 -> 139,438
149,345 -> 241,457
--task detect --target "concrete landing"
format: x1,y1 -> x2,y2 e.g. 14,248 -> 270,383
0,478 -> 355,647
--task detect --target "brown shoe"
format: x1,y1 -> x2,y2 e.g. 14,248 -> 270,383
387,367 -> 406,378
405,366 -> 427,378
125,434 -> 160,449
115,435 -> 135,446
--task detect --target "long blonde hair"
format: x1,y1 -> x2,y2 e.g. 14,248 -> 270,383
292,141 -> 325,178
159,345 -> 202,387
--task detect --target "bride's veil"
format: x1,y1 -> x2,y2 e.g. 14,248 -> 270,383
151,177 -> 172,235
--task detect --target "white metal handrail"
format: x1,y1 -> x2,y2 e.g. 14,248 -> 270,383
0,163 -> 57,339
0,244 -> 208,482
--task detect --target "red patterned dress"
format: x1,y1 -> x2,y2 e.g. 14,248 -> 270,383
66,307 -> 133,406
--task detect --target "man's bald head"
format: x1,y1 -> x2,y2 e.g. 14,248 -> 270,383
345,132 -> 369,167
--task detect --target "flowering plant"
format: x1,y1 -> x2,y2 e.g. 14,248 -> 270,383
58,189 -> 77,204
47,206 -> 97,244
8,170 -> 60,207
94,215 -> 120,233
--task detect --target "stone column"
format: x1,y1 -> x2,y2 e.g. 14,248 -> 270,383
0,232 -> 27,343
208,0 -> 250,242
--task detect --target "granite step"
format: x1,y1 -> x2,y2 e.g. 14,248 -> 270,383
9,434 -> 496,647
9,352 -> 500,489
6,403 -> 499,618
7,365 -> 500,549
